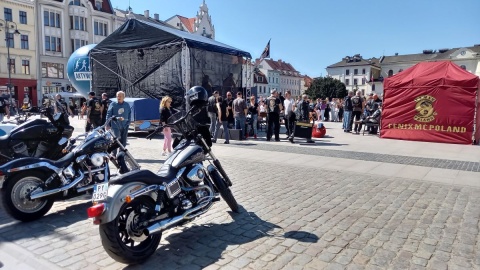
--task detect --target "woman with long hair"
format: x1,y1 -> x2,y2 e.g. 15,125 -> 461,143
159,96 -> 173,155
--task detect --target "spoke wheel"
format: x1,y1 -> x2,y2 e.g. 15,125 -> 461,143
99,196 -> 161,264
1,171 -> 54,222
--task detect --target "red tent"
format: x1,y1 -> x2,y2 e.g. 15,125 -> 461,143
381,61 -> 480,144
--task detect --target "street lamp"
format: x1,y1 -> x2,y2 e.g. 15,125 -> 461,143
0,19 -> 21,109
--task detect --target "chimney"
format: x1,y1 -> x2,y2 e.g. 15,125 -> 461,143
154,13 -> 159,20
144,10 -> 149,18
278,59 -> 282,62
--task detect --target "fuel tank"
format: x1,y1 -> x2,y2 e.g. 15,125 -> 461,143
75,135 -> 110,156
9,119 -> 57,141
170,144 -> 205,169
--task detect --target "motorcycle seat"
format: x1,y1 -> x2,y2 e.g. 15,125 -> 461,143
110,166 -> 177,185
48,152 -> 75,168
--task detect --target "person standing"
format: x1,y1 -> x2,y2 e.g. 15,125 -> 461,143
106,91 -> 131,147
266,89 -> 283,141
247,95 -> 259,139
351,90 -> 364,134
207,91 -> 219,136
225,92 -> 234,128
343,91 -> 354,133
54,94 -> 73,115
212,96 -> 229,144
158,96 -> 173,155
101,93 -> 112,125
0,96 -> 10,122
233,91 -> 247,140
86,91 -> 103,132
284,91 -> 296,143
315,98 -> 322,122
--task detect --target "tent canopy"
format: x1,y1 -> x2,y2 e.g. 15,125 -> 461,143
384,61 -> 479,89
381,61 -> 480,145
90,19 -> 251,58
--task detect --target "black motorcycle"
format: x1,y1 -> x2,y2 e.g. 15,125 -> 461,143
0,116 -> 140,222
0,100 -> 74,165
88,106 -> 238,264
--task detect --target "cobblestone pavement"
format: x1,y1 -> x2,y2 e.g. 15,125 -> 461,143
223,141 -> 480,172
1,138 -> 480,270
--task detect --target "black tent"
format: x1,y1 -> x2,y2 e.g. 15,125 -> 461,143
90,19 -> 252,107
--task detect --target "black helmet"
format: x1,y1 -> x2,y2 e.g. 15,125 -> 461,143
186,86 -> 208,107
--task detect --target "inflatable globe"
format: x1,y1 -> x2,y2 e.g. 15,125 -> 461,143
67,44 -> 97,97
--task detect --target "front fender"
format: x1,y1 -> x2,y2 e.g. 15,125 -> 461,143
98,181 -> 156,224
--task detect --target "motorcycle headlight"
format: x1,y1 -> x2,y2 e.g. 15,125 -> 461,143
90,153 -> 105,167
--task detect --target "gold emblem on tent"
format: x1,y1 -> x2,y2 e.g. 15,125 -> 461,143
414,95 -> 437,123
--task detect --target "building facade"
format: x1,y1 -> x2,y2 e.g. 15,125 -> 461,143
36,0 -> 115,106
326,54 -> 381,96
0,0 -> 37,107
257,58 -> 302,98
165,0 -> 215,39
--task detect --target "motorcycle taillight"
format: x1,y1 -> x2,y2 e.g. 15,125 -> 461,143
87,203 -> 105,218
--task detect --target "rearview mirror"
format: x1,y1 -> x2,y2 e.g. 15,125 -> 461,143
139,121 -> 151,130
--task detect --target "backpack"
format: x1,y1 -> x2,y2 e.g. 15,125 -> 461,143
207,96 -> 217,113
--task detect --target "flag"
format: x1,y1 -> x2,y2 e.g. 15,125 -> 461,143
260,39 -> 270,59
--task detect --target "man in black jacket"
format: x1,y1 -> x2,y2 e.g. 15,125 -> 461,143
266,89 -> 283,141
207,91 -> 219,136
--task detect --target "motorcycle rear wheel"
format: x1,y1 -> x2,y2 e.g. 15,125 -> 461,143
99,195 -> 161,264
210,168 -> 239,213
1,171 -> 54,222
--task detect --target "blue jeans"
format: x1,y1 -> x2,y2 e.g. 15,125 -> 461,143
213,120 -> 229,142
208,112 -> 217,136
235,115 -> 246,139
343,111 -> 352,131
250,114 -> 258,136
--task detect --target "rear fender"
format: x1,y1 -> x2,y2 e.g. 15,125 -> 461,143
98,182 -> 156,224
0,158 -> 60,188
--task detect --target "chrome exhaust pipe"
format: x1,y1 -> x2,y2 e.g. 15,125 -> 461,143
144,201 -> 211,236
143,185 -> 214,236
30,171 -> 85,200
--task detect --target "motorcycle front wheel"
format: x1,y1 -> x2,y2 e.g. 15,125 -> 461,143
99,195 -> 161,264
1,171 -> 54,222
209,168 -> 239,213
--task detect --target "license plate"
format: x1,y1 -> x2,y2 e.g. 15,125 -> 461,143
92,183 -> 108,202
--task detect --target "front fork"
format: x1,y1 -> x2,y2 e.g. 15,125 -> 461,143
110,134 -> 140,171
200,137 -> 232,187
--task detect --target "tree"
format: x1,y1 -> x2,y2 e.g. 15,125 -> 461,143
305,77 -> 347,99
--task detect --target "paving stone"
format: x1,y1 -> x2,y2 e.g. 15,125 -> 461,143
412,256 -> 428,267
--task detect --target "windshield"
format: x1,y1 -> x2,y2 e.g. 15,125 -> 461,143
167,110 -> 198,137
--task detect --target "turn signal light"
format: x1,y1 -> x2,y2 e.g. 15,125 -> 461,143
125,195 -> 132,204
87,203 -> 105,218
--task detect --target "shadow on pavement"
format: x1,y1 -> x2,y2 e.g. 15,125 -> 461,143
0,199 -> 91,243
124,205 -> 318,269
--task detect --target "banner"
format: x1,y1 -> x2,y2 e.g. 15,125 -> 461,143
380,62 -> 479,145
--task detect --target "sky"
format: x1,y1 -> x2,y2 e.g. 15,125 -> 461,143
112,0 -> 480,78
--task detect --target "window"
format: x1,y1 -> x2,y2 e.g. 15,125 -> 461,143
71,16 -> 87,31
95,0 -> 102,10
346,69 -> 350,75
258,76 -> 263,82
362,68 -> 366,75
94,21 -> 108,36
353,79 -> 358,85
8,58 -> 15,74
45,36 -> 61,52
362,78 -> 366,85
72,39 -> 87,51
398,69 -> 403,72
22,60 -> 30,75
19,11 -> 27,24
460,65 -> 466,70
388,70 -> 393,77
276,78 -> 278,84
41,62 -> 64,78
6,32 -> 14,48
346,79 -> 350,85
69,0 -> 81,5
21,35 -> 28,49
354,69 -> 358,75
372,84 -> 376,91
4,8 -> 12,22
44,11 -> 61,27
